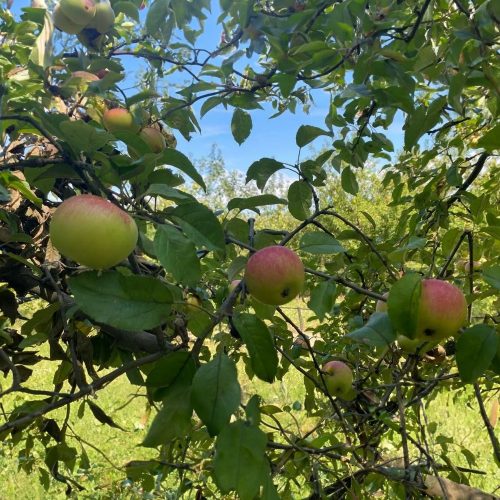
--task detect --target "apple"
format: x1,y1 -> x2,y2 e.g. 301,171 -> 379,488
140,127 -> 166,153
58,0 -> 96,26
50,194 -> 138,269
244,245 -> 304,305
184,294 -> 202,313
102,108 -> 139,134
415,279 -> 467,341
322,361 -> 353,398
86,0 -> 115,34
53,4 -> 85,34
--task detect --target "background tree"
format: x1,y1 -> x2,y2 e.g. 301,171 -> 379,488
0,0 -> 499,498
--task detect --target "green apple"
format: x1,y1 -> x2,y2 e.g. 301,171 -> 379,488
139,127 -> 166,153
184,294 -> 202,313
415,279 -> 467,341
244,245 -> 304,305
322,360 -> 353,398
53,4 -> 85,34
58,0 -> 96,26
102,108 -> 139,134
86,0 -> 115,34
50,194 -> 138,269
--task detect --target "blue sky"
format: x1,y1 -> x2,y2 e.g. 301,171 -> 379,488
13,1 -> 406,171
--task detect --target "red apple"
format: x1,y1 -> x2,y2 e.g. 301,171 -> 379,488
322,360 -> 353,398
415,279 -> 467,341
102,108 -> 139,134
50,194 -> 138,269
244,246 -> 304,305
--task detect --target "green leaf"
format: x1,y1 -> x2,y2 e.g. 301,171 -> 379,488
214,420 -> 269,499
245,395 -> 261,426
171,201 -> 225,252
191,353 -> 241,436
146,0 -> 170,36
69,272 -> 172,330
341,166 -> 359,195
113,1 -> 140,21
227,194 -> 287,213
144,184 -> 195,202
158,149 -> 206,191
308,281 -> 336,321
387,274 -> 422,339
127,89 -> 161,107
287,180 -> 312,220
296,125 -> 331,148
299,232 -> 346,254
232,313 -> 278,383
200,96 -> 225,117
146,351 -> 196,388
476,123 -> 500,152
456,325 -> 498,383
482,265 -> 500,290
231,108 -> 252,145
29,11 -> 53,69
59,121 -> 112,154
246,158 -> 284,190
142,382 -> 193,447
346,312 -> 396,347
154,224 -> 201,285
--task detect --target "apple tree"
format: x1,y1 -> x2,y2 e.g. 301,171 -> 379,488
0,0 -> 499,497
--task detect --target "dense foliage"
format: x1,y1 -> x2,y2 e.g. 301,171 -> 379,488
0,0 -> 499,497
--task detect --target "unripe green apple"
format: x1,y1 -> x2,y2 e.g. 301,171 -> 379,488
415,279 -> 467,341
184,294 -> 202,313
244,246 -> 304,305
102,108 -> 139,134
58,0 -> 96,26
53,4 -> 85,34
322,360 -> 353,398
86,0 -> 114,34
50,194 -> 138,269
140,127 -> 166,153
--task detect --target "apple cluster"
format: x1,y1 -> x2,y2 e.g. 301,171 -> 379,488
53,0 -> 115,36
101,108 -> 167,156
